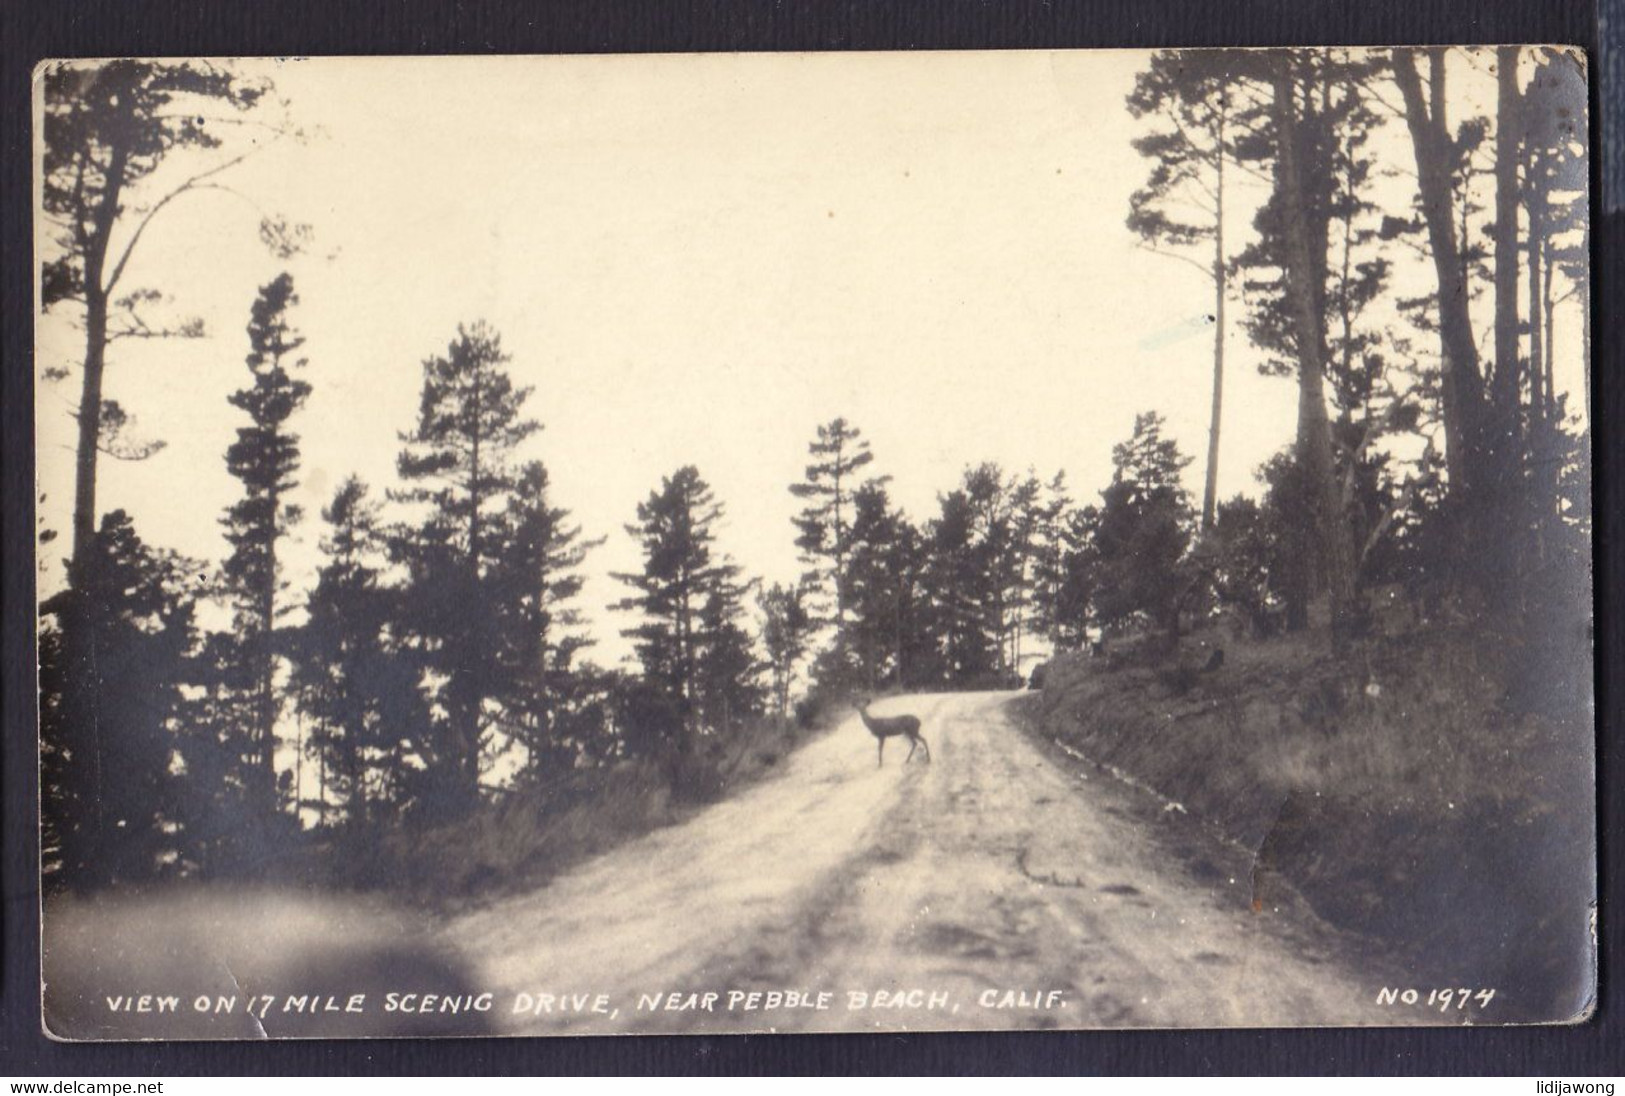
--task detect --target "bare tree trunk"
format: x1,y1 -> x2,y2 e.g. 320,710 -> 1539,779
292,709 -> 303,820
317,733 -> 328,829
1394,49 -> 1489,498
71,294 -> 108,582
1527,160 -> 1566,541
68,104 -> 136,582
678,585 -> 697,746
1493,46 -> 1524,427
1526,154 -> 1547,426
1489,45 -> 1527,601
60,127 -> 130,886
1270,60 -> 1358,636
1579,226 -> 1591,419
1542,246 -> 1557,422
1201,124 -> 1227,533
260,573 -> 278,807
894,596 -> 906,687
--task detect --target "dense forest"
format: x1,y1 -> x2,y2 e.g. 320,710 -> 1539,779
37,48 -> 1590,893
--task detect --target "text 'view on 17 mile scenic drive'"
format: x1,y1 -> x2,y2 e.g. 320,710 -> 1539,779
34,48 -> 1593,1038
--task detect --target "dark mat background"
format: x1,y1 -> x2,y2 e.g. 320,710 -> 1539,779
3,0 -> 1619,1076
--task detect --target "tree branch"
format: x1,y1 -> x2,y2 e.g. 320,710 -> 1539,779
1359,476 -> 1421,566
1135,240 -> 1218,281
101,146 -> 265,295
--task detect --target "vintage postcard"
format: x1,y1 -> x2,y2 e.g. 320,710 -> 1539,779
34,48 -> 1595,1039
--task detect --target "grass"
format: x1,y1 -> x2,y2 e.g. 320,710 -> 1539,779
381,713 -> 829,909
1032,614 -> 1596,1023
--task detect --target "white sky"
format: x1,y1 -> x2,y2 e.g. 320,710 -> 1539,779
34,51 -> 1588,668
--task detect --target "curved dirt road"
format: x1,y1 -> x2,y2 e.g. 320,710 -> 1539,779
447,692 -> 1406,1033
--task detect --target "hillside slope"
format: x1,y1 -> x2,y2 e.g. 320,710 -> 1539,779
1027,624 -> 1596,1024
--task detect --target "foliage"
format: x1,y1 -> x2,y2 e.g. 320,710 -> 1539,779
491,462 -> 602,782
614,466 -> 760,758
35,50 -> 1596,901
918,487 -> 999,684
39,60 -> 273,312
840,481 -> 925,689
790,418 -> 885,655
41,513 -> 198,889
389,322 -> 577,819
40,60 -> 301,576
758,582 -> 814,722
1090,413 -> 1197,641
289,478 -> 428,844
220,272 -> 312,813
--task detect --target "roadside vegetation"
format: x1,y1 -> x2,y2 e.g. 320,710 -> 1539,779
37,43 -> 1592,965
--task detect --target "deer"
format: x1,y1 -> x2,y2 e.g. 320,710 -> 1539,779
857,698 -> 930,767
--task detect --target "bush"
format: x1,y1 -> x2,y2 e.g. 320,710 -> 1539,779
795,681 -> 858,730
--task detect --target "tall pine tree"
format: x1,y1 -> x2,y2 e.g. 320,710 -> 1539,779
1233,50 -> 1375,635
842,481 -> 925,689
613,466 -> 746,748
39,60 -> 294,581
920,489 -> 999,686
1127,50 -> 1248,532
1027,471 -> 1081,648
757,582 -> 813,723
790,418 -> 885,667
391,321 -> 540,817
291,477 -> 429,841
491,461 -> 600,781
221,272 -> 311,812
1091,412 -> 1197,643
41,512 -> 197,888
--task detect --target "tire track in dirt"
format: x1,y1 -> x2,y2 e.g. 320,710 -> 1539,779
445,692 -> 1416,1033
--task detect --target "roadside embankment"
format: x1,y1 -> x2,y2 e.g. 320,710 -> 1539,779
1028,625 -> 1595,1023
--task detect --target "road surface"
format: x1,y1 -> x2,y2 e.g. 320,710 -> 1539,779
446,692 -> 1407,1033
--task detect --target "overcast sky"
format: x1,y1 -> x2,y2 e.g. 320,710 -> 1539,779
34,51 -> 1587,667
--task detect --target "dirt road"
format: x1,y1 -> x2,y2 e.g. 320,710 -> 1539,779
447,692 -> 1410,1033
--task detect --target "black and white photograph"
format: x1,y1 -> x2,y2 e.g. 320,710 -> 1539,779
32,47 -> 1596,1040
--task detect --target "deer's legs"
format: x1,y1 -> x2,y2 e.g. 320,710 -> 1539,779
905,737 -> 917,763
877,737 -> 885,767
